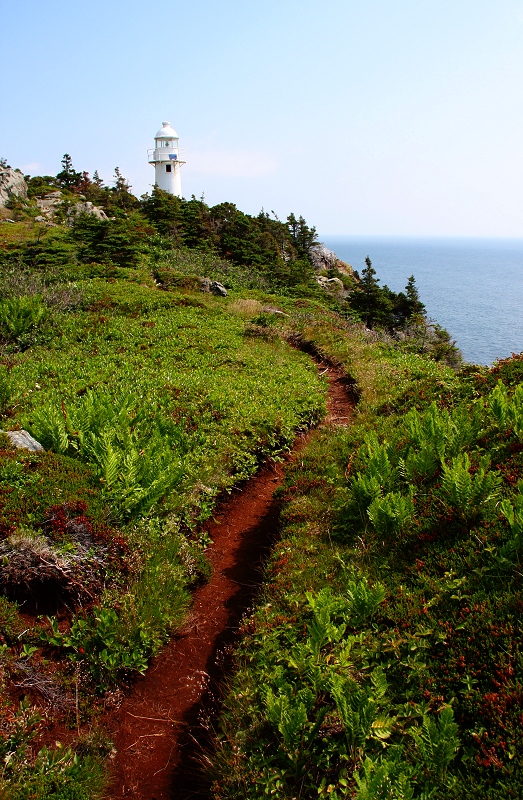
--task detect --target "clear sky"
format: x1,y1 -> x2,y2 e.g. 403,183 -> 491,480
2,0 -> 523,237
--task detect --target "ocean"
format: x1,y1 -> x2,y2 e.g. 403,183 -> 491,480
322,236 -> 523,366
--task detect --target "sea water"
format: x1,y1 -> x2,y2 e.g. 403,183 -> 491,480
322,236 -> 523,366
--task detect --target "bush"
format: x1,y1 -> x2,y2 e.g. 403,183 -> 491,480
0,295 -> 47,345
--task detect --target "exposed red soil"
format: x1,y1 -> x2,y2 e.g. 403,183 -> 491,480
105,360 -> 354,799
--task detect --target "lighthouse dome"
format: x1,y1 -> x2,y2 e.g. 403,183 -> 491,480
155,121 -> 179,139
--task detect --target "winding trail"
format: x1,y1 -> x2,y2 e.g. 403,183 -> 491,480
105,360 -> 355,799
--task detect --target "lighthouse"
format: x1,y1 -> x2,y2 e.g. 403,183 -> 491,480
147,121 -> 185,197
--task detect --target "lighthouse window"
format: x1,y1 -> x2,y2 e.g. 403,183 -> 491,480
166,164 -> 172,172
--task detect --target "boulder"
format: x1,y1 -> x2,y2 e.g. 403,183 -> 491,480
199,277 -> 212,293
36,192 -> 63,216
67,201 -> 108,224
210,281 -> 228,297
0,168 -> 28,208
1,430 -> 44,452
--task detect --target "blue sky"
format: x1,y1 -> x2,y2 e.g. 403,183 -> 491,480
2,0 -> 523,236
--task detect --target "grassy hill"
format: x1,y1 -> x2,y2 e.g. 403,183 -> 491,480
0,174 -> 521,798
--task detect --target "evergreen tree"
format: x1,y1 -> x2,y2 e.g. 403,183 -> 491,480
140,186 -> 182,238
286,213 -> 318,260
349,256 -> 394,329
109,168 -> 139,211
92,170 -> 104,188
56,154 -> 80,188
405,274 -> 425,317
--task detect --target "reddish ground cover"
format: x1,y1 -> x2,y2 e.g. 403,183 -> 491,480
106,362 -> 353,799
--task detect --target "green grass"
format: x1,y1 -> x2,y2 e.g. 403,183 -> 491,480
209,317 -> 523,799
0,266 -> 328,795
0,220 -> 519,797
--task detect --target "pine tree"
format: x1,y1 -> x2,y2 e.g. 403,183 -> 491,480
56,153 -> 80,188
350,257 -> 393,329
405,274 -> 425,317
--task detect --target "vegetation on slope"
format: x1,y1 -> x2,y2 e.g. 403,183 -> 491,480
0,156 -> 469,796
210,316 -> 523,799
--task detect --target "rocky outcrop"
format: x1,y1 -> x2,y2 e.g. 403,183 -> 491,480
67,201 -> 108,223
310,243 -> 354,278
0,168 -> 28,208
316,275 -> 344,291
35,191 -> 63,217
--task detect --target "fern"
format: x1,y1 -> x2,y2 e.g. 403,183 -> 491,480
28,403 -> 69,454
0,295 -> 47,341
367,490 -> 415,537
489,381 -> 523,439
353,755 -> 416,800
409,706 -> 460,786
304,588 -> 347,660
345,576 -> 387,624
403,401 -> 484,481
265,683 -> 327,773
440,453 -> 502,520
499,488 -> 523,563
329,668 -> 395,763
350,436 -> 397,519
27,390 -> 186,518
405,403 -> 449,465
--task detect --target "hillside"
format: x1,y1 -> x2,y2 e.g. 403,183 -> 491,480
0,162 -> 521,799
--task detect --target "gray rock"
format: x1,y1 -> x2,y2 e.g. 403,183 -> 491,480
199,277 -> 212,293
67,201 -> 108,224
310,242 -> 354,277
36,192 -> 63,216
326,277 -> 344,288
0,168 -> 28,208
210,281 -> 228,297
1,430 -> 44,452
34,215 -> 46,223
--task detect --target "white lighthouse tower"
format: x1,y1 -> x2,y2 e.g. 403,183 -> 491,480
148,121 -> 185,197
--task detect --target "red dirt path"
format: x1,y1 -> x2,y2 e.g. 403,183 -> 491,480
105,361 -> 354,799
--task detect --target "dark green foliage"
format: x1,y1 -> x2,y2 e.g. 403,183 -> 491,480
349,257 -> 394,329
56,153 -> 82,189
0,295 -> 47,348
140,186 -> 183,236
26,175 -> 59,197
286,212 -> 318,259
141,188 -> 317,285
1,232 -> 77,272
349,260 -> 427,331
69,212 -> 150,268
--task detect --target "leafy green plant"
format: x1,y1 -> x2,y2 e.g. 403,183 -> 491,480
265,683 -> 326,776
403,401 -> 483,477
353,754 -> 415,800
409,706 -> 460,787
498,488 -> 523,563
489,380 -> 523,439
350,436 -> 397,520
439,453 -> 502,521
0,295 -> 47,344
329,668 -> 395,764
367,490 -> 415,537
46,607 -> 150,688
28,390 -> 186,518
345,575 -> 387,625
